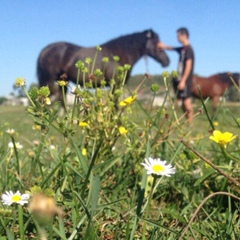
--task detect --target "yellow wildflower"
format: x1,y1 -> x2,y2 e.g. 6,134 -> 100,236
14,78 -> 25,87
45,97 -> 51,105
79,121 -> 89,128
118,126 -> 128,135
28,150 -> 35,157
119,95 -> 137,107
57,80 -> 68,87
82,148 -> 87,156
209,130 -> 236,148
32,125 -> 41,131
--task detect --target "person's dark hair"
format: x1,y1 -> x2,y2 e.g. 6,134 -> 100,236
177,27 -> 189,38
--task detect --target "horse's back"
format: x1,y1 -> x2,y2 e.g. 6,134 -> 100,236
192,74 -> 229,98
38,42 -> 83,63
37,42 -> 83,85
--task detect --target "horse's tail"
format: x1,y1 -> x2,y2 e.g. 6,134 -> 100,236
36,44 -> 64,101
37,43 -> 65,88
37,51 -> 48,88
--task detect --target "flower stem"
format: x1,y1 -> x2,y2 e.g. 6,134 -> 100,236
91,48 -> 99,74
22,86 -> 37,108
61,86 -> 68,112
163,76 -> 179,125
27,134 -> 45,182
10,136 -> 20,176
142,176 -> 157,239
71,68 -> 81,121
146,176 -> 157,216
18,205 -> 25,240
35,222 -> 48,240
221,146 -> 240,163
81,137 -> 103,198
181,139 -> 240,188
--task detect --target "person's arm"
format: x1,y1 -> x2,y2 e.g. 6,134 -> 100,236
157,42 -> 173,50
181,59 -> 192,83
177,59 -> 192,90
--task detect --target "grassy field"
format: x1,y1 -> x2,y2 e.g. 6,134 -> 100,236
0,72 -> 240,239
1,96 -> 239,148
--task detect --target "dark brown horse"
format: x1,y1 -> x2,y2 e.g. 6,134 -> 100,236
191,73 -> 240,112
37,29 -> 169,102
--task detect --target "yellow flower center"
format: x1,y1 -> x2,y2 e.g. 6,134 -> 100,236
152,164 -> 164,173
82,148 -> 87,156
219,139 -> 227,145
11,195 -> 21,202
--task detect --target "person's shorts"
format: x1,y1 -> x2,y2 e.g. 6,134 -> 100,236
172,79 -> 192,100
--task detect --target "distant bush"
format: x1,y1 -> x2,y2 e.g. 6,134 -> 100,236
0,96 -> 7,105
227,85 -> 240,101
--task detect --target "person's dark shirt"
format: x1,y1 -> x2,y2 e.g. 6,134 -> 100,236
173,45 -> 194,83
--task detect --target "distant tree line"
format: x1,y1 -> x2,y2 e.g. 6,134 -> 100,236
0,97 -> 7,105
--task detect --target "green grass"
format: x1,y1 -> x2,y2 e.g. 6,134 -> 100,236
0,63 -> 240,239
1,98 -> 238,154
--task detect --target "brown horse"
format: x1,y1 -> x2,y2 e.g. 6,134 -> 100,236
37,29 -> 169,102
191,73 -> 240,112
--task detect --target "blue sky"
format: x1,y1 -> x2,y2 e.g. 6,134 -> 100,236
1,1 -> 239,96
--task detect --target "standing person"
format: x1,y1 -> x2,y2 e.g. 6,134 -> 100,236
158,27 -> 194,123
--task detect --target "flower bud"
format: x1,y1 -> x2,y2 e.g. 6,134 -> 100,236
29,194 -> 62,226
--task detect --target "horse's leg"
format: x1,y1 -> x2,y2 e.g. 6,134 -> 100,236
47,74 -> 68,108
46,80 -> 61,103
212,96 -> 220,117
47,82 -> 66,115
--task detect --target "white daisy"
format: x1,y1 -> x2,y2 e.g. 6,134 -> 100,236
141,157 -> 175,177
1,190 -> 30,206
8,142 -> 23,149
6,129 -> 15,135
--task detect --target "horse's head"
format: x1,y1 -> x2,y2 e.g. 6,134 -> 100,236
144,29 -> 170,67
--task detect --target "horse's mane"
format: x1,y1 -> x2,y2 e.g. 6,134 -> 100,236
101,31 -> 147,52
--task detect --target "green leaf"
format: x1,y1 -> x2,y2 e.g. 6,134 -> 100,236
139,217 -> 178,234
90,174 -> 100,218
194,169 -> 216,187
69,135 -> 88,175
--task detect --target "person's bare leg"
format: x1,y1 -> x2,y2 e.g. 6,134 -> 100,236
182,98 -> 193,123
